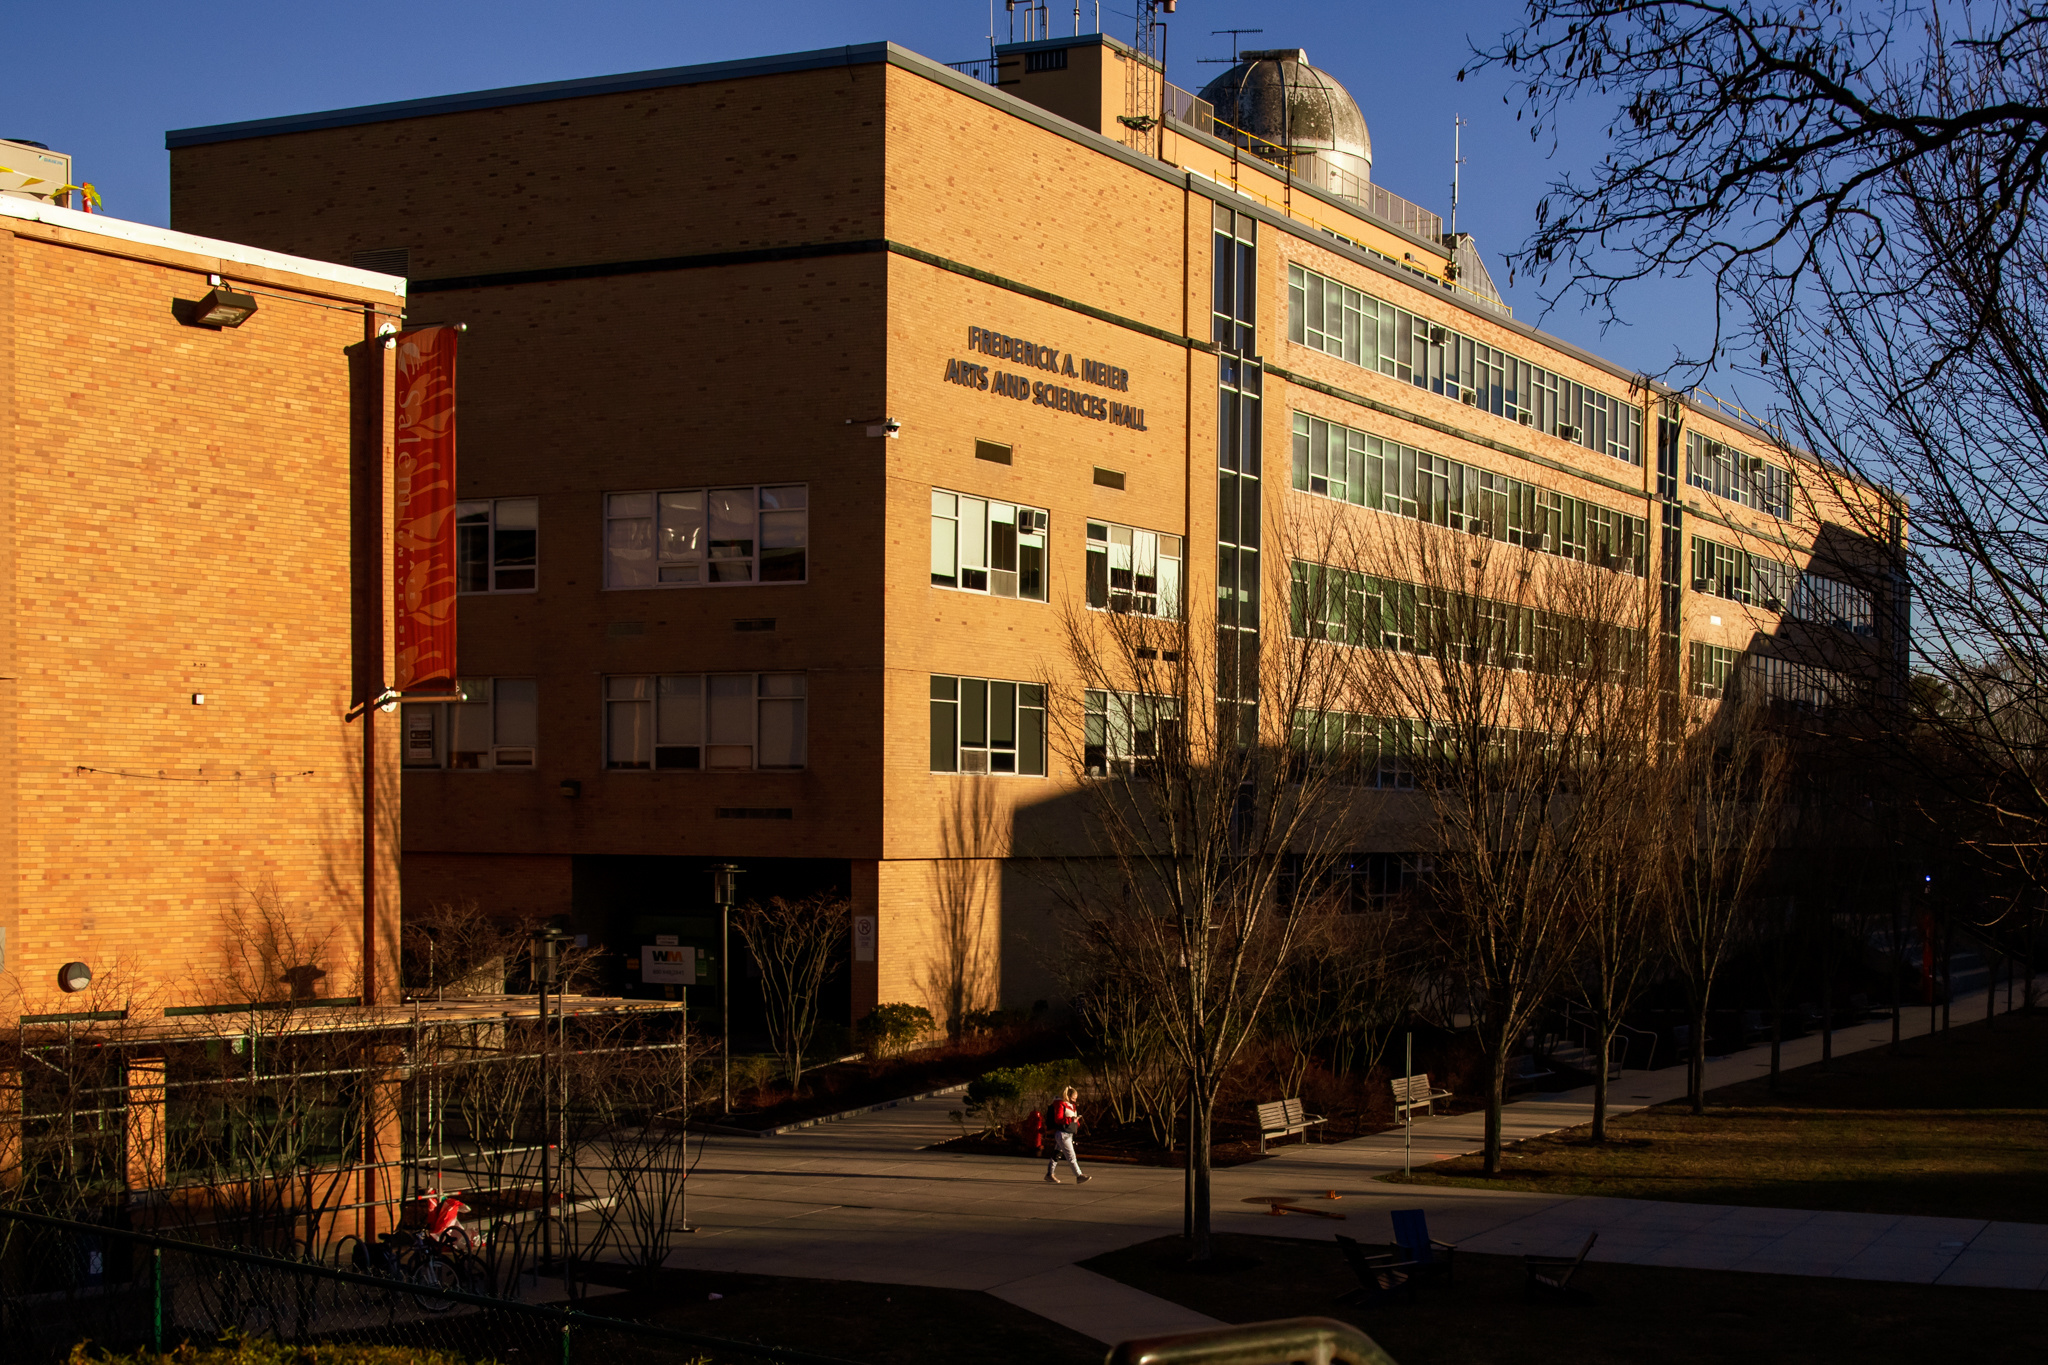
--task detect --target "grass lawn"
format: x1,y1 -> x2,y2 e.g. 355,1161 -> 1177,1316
566,1264 -> 1102,1365
1379,1007 -> 2048,1222
1083,1233 -> 2042,1365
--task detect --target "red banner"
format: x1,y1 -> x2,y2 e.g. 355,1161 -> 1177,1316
393,326 -> 459,693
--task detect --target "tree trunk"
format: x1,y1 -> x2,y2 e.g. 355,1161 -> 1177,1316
1940,914 -> 1952,1035
1891,887 -> 1904,1053
1689,1000 -> 1709,1116
1590,1009 -> 1611,1143
1189,1089 -> 1215,1261
1768,1003 -> 1782,1092
1483,1045 -> 1507,1175
1820,921 -> 1833,1070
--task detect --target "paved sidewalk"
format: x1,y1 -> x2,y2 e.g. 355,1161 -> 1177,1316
657,990 -> 2037,1341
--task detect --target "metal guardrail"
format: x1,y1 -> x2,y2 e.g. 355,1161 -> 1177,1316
1109,1316 -> 1400,1365
0,1203 -> 864,1365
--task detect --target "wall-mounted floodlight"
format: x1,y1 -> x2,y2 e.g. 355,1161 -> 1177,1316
192,287 -> 258,328
58,961 -> 92,993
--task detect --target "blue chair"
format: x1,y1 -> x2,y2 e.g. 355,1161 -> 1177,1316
1389,1208 -> 1457,1287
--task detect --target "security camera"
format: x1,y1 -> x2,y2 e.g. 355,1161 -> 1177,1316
883,418 -> 902,435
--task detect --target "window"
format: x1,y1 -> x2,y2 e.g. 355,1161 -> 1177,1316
1292,412 -> 1648,576
402,678 -> 537,770
605,485 -> 807,588
930,676 -> 1046,775
605,673 -> 805,770
1086,522 -> 1183,616
1291,560 -> 1643,676
1689,642 -> 1738,699
1083,689 -> 1178,777
1291,709 -> 1420,789
457,498 -> 538,593
1686,433 -> 1793,519
1690,536 -> 1873,634
1213,203 -> 1257,355
1287,262 -> 1644,465
1792,571 -> 1875,636
1689,641 -> 1853,708
930,491 -> 1048,600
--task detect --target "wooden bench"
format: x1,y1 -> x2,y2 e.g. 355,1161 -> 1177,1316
1390,1073 -> 1452,1122
1253,1097 -> 1326,1153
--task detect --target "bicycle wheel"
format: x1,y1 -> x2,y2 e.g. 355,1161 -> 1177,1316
410,1253 -> 460,1312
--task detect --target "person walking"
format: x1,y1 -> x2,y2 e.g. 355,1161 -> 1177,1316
1044,1086 -> 1090,1184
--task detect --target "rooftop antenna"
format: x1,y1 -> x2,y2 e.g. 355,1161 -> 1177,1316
1450,113 -> 1468,239
1199,28 -> 1264,64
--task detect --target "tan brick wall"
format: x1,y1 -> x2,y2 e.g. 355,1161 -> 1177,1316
3,222 -> 400,1017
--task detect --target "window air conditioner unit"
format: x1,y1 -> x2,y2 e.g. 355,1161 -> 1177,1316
1428,326 -> 1448,346
960,750 -> 990,774
1556,424 -> 1582,442
1460,387 -> 1477,405
1517,411 -> 1532,425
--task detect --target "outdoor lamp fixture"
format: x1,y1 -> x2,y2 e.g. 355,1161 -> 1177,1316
712,863 -> 743,1114
558,779 -> 581,798
192,286 -> 258,328
58,961 -> 92,993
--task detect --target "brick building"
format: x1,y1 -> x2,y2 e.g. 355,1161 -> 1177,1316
162,34 -> 1904,1026
0,189 -> 406,1020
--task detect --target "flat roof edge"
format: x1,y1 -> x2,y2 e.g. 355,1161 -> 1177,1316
166,41 -> 901,148
0,197 -> 407,297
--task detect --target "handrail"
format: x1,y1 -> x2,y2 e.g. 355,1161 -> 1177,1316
1109,1316 -> 1399,1365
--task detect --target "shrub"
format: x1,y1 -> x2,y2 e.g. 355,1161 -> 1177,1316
962,1059 -> 1083,1134
857,1002 -> 935,1058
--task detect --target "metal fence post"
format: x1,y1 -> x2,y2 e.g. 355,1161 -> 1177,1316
150,1247 -> 164,1351
560,1317 -> 575,1365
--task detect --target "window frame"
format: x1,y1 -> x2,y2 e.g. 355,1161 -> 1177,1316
1287,262 -> 1644,466
929,675 -> 1047,776
456,498 -> 539,594
1685,433 -> 1794,519
604,484 -> 808,590
1082,689 -> 1179,777
930,489 -> 1049,602
603,672 -> 808,772
1085,520 -> 1184,617
402,678 -> 538,771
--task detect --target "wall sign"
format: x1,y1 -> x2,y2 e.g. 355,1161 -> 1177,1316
943,326 -> 1148,431
853,915 -> 876,963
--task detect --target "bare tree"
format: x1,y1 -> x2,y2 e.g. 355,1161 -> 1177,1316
1659,690 -> 1792,1114
1263,894 -> 1417,1101
1473,0 -> 2039,907
733,893 -> 850,1097
1327,513 -> 1650,1173
1051,515 -> 1366,1259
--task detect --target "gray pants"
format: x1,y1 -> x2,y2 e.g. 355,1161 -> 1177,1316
1047,1131 -> 1083,1178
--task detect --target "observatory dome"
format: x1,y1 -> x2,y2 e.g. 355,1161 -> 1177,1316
1197,49 -> 1372,191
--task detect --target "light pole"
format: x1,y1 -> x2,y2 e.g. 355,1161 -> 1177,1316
530,926 -> 571,1272
712,864 -> 743,1115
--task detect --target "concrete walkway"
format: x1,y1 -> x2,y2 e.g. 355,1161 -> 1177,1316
658,991 -> 2039,1342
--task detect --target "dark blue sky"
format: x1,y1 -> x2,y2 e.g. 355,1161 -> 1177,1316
2,0 -> 1733,392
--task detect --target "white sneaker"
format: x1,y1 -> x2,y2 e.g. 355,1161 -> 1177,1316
1045,1173 -> 1060,1183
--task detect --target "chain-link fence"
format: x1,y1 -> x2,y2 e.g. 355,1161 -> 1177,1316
0,1205 -> 862,1365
